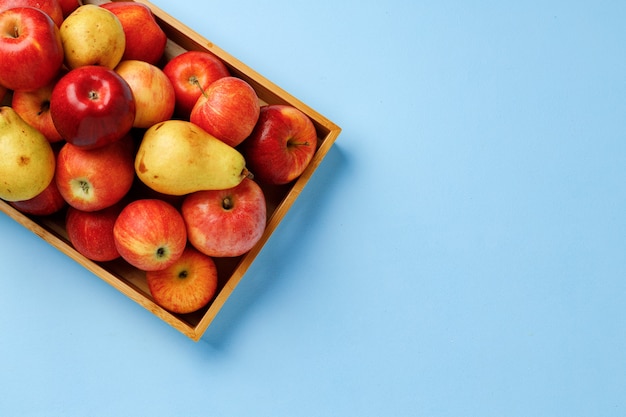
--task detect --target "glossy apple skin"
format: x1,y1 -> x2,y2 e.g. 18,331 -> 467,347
0,7 -> 63,92
100,1 -> 167,65
182,178 -> 266,258
66,204 -> 123,262
162,50 -> 230,118
242,104 -> 318,185
9,172 -> 66,216
55,135 -> 135,212
0,0 -> 63,27
113,199 -> 187,272
146,246 -> 218,314
12,76 -> 64,143
190,77 -> 260,148
114,60 -> 175,129
50,66 -> 136,150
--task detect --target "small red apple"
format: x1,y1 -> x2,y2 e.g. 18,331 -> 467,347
0,0 -> 63,27
11,75 -> 64,143
100,1 -> 167,65
113,199 -> 187,272
162,50 -> 230,119
242,104 -> 318,185
190,76 -> 260,148
182,177 -> 266,258
65,204 -> 123,262
9,171 -> 66,216
0,7 -> 64,92
114,59 -> 175,129
50,65 -> 136,150
55,135 -> 135,212
146,246 -> 218,314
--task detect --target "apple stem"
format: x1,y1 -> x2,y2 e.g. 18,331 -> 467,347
222,196 -> 233,210
12,25 -> 19,38
190,76 -> 208,98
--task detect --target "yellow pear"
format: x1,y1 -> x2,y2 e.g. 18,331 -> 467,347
135,120 -> 249,195
0,107 -> 56,202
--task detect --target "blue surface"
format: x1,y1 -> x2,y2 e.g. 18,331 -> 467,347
1,1 -> 625,415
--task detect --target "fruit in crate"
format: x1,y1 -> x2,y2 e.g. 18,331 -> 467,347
146,246 -> 219,314
11,76 -> 64,143
135,120 -> 249,195
190,76 -> 260,148
162,50 -> 230,118
65,204 -> 122,262
50,65 -> 136,150
113,199 -> 187,272
55,135 -> 135,212
242,104 -> 318,185
59,4 -> 126,69
114,59 -> 175,129
0,106 -> 56,202
0,7 -> 64,92
100,1 -> 167,65
0,0 -> 63,27
10,170 -> 66,216
182,178 -> 267,258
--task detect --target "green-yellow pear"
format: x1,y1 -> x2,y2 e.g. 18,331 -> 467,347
59,4 -> 126,69
0,107 -> 56,202
135,120 -> 249,195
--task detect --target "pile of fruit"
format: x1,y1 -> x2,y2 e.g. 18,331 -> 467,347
0,1 -> 319,315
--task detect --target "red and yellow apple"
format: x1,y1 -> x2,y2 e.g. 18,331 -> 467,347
242,104 -> 318,185
55,135 -> 135,212
100,1 -> 167,65
190,76 -> 260,148
114,59 -> 175,129
11,76 -> 64,143
50,65 -> 136,150
146,246 -> 218,314
66,204 -> 123,262
113,199 -> 187,272
162,50 -> 230,118
182,177 -> 266,258
0,7 -> 64,91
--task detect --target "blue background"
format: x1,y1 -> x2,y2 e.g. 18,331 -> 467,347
1,1 -> 625,415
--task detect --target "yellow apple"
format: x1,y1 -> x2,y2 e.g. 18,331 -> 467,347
59,4 -> 126,69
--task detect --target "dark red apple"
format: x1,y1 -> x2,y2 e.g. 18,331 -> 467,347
146,246 -> 218,314
65,204 -> 123,262
0,7 -> 64,91
50,65 -> 136,150
190,76 -> 260,147
9,172 -> 66,216
242,104 -> 318,185
162,50 -> 230,118
181,177 -> 266,258
55,135 -> 135,212
113,199 -> 187,272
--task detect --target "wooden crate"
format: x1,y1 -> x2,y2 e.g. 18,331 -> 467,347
0,0 -> 341,341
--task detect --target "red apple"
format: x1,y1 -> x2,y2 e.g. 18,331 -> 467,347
113,199 -> 187,272
0,0 -> 63,27
0,7 -> 63,92
65,204 -> 123,262
11,75 -> 64,143
114,59 -> 175,129
55,135 -> 135,212
182,177 -> 266,258
190,76 -> 260,148
162,50 -> 230,118
50,65 -> 136,150
57,0 -> 80,18
9,171 -> 66,216
100,1 -> 167,65
146,246 -> 218,314
242,104 -> 318,185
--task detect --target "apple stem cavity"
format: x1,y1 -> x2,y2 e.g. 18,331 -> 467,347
190,76 -> 207,97
222,196 -> 233,210
178,270 -> 188,279
157,247 -> 167,258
